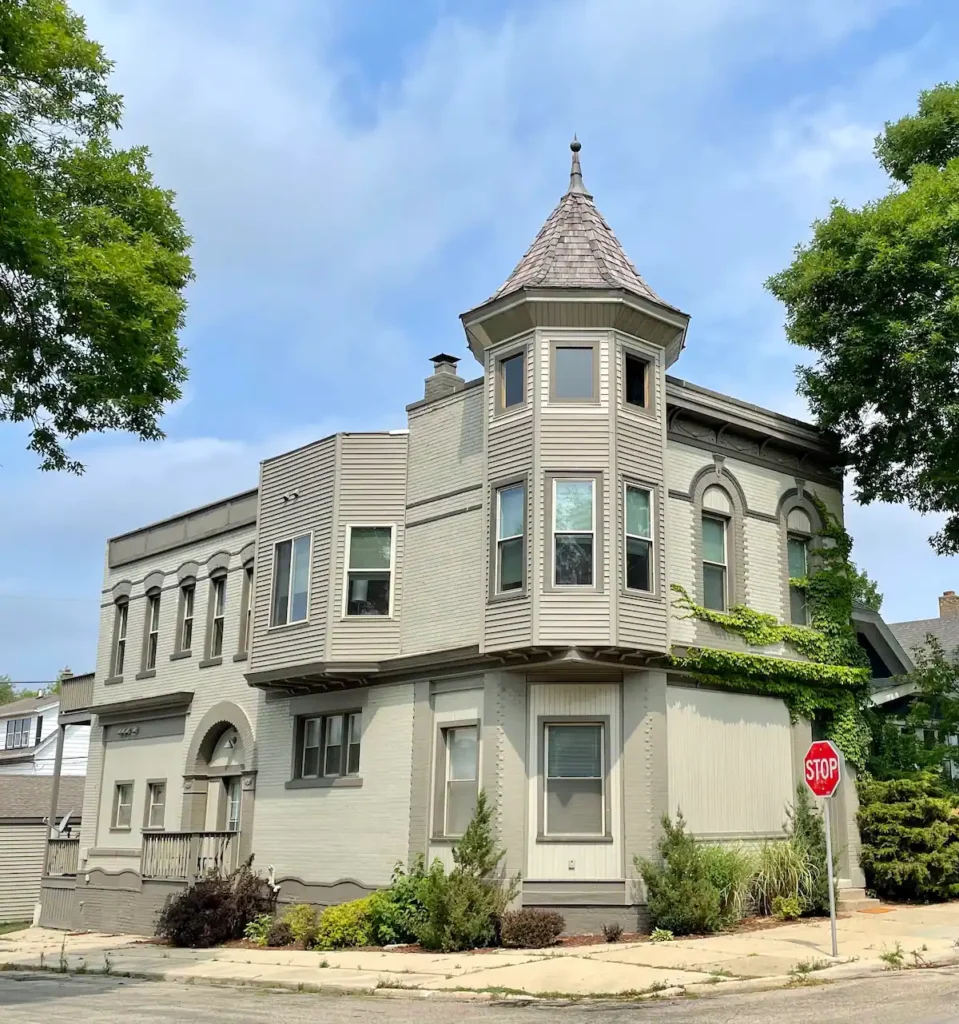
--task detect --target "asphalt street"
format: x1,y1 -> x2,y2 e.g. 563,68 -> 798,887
4,969 -> 959,1023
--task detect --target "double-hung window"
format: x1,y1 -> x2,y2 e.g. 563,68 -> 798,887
300,712 -> 361,779
345,527 -> 393,616
544,723 -> 605,836
624,352 -> 649,409
498,351 -> 525,411
180,583 -> 195,651
112,783 -> 133,830
702,515 -> 727,611
442,726 -> 478,836
272,534 -> 311,626
146,782 -> 166,829
624,484 -> 652,592
553,479 -> 595,586
210,576 -> 227,657
788,535 -> 810,624
495,484 -> 525,593
239,564 -> 254,654
144,593 -> 161,670
4,718 -> 30,749
113,601 -> 129,676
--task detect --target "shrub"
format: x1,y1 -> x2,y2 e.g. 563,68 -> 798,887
368,857 -> 430,945
700,844 -> 756,927
602,922 -> 624,943
266,918 -> 294,947
751,839 -> 812,917
156,858 -> 274,948
650,928 -> 674,943
772,895 -> 801,920
282,904 -> 319,947
636,814 -> 722,936
500,909 -> 564,948
416,791 -> 519,952
314,898 -> 374,950
858,773 -> 959,901
243,913 -> 273,947
787,785 -> 834,915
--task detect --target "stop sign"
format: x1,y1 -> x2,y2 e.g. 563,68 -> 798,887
804,740 -> 842,798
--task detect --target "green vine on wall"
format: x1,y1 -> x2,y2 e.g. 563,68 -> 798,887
667,496 -> 872,768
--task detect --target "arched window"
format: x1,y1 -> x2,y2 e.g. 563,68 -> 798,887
701,486 -> 732,611
786,507 -> 813,624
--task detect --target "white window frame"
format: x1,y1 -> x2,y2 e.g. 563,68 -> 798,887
342,524 -> 396,618
702,514 -> 728,611
5,717 -> 30,750
114,601 -> 129,676
495,484 -> 525,594
112,783 -> 133,830
271,533 -> 313,627
552,478 -> 596,587
225,777 -> 241,832
444,724 -> 479,837
240,563 -> 254,653
210,575 -> 227,657
543,721 -> 606,838
145,592 -> 161,670
624,482 -> 653,593
146,782 -> 166,830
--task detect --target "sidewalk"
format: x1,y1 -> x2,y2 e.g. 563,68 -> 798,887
2,904 -> 959,1001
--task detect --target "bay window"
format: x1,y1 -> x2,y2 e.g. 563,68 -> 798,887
624,484 -> 652,592
495,484 -> 525,593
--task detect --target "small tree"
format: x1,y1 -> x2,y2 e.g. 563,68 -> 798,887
786,785 -> 835,915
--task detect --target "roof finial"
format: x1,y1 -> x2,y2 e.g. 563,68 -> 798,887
567,135 -> 589,196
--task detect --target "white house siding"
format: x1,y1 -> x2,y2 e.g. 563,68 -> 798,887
84,521 -> 260,875
0,825 -> 46,922
526,682 -> 622,881
253,682 -> 414,887
0,725 -> 91,776
666,686 -> 794,839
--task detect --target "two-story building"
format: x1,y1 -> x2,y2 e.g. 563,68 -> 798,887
39,141 -> 868,935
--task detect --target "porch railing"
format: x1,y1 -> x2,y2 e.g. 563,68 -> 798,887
46,837 -> 80,876
59,673 -> 94,714
141,831 -> 238,882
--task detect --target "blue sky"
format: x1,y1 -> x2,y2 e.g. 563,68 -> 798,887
2,0 -> 958,678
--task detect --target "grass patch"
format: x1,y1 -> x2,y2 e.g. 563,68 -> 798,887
0,921 -> 31,937
791,958 -> 831,976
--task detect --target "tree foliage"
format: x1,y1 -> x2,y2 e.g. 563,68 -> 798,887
767,82 -> 959,554
0,0 -> 192,472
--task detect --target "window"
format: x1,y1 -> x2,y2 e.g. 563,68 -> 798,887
553,479 -> 595,586
544,723 -> 604,836
788,535 -> 809,624
225,778 -> 241,832
180,583 -> 195,652
345,527 -> 392,616
35,716 -> 43,745
443,726 -> 478,836
495,484 -> 525,593
498,351 -> 525,410
113,601 -> 129,676
625,485 -> 652,592
702,515 -> 727,611
4,718 -> 30,749
144,592 -> 161,670
272,534 -> 311,626
299,712 -> 361,779
239,564 -> 254,654
146,782 -> 166,830
552,345 -> 595,401
112,783 -> 133,829
210,575 -> 227,657
624,352 -> 649,409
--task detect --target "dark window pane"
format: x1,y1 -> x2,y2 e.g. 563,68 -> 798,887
553,347 -> 594,400
272,541 -> 292,625
347,571 -> 391,615
790,585 -> 808,625
349,527 -> 392,569
303,745 -> 320,778
546,778 -> 603,834
626,536 -> 652,591
625,353 -> 648,408
347,743 -> 361,775
555,534 -> 593,586
703,563 -> 726,610
547,724 -> 602,777
498,485 -> 524,539
499,537 -> 523,591
625,486 -> 650,537
702,517 -> 726,564
788,536 -> 808,578
501,353 -> 524,408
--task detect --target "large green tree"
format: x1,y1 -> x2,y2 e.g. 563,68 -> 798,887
767,83 -> 959,554
0,0 -> 192,471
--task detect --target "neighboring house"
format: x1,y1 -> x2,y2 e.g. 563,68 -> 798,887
0,689 -> 91,777
40,142 -> 870,936
0,776 -> 84,923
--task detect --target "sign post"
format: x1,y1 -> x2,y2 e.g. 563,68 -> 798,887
803,739 -> 842,958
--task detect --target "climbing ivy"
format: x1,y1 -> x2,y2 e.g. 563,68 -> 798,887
667,496 -> 871,768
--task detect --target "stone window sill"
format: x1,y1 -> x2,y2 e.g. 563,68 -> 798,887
198,656 -> 223,669
135,669 -> 156,681
104,676 -> 123,686
284,776 -> 363,790
170,651 -> 192,662
535,834 -> 614,844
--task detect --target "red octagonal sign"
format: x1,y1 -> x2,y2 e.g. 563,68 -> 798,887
804,740 -> 842,798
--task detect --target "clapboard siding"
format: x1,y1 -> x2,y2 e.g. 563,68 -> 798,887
252,436 -> 335,673
329,434 -> 408,659
0,825 -> 45,921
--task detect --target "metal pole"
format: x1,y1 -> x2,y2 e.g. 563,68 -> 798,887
824,796 -> 838,957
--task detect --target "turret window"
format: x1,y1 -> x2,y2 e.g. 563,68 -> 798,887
550,343 -> 598,402
553,479 -> 595,586
624,484 -> 653,592
498,351 -> 525,411
495,484 -> 525,593
624,352 -> 649,409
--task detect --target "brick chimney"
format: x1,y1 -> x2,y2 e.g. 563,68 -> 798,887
424,353 -> 464,402
940,591 -> 959,619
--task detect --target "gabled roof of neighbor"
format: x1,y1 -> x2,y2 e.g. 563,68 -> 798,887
489,138 -> 681,313
0,693 -> 58,719
0,775 -> 84,822
889,615 -> 959,658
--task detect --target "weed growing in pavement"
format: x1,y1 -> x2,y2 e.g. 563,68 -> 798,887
791,958 -> 831,976
880,943 -> 905,970
911,944 -> 930,968
58,937 -> 67,973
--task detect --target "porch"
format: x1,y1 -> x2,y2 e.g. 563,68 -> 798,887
141,830 -> 239,882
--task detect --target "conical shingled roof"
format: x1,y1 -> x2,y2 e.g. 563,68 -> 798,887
490,139 -> 675,310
